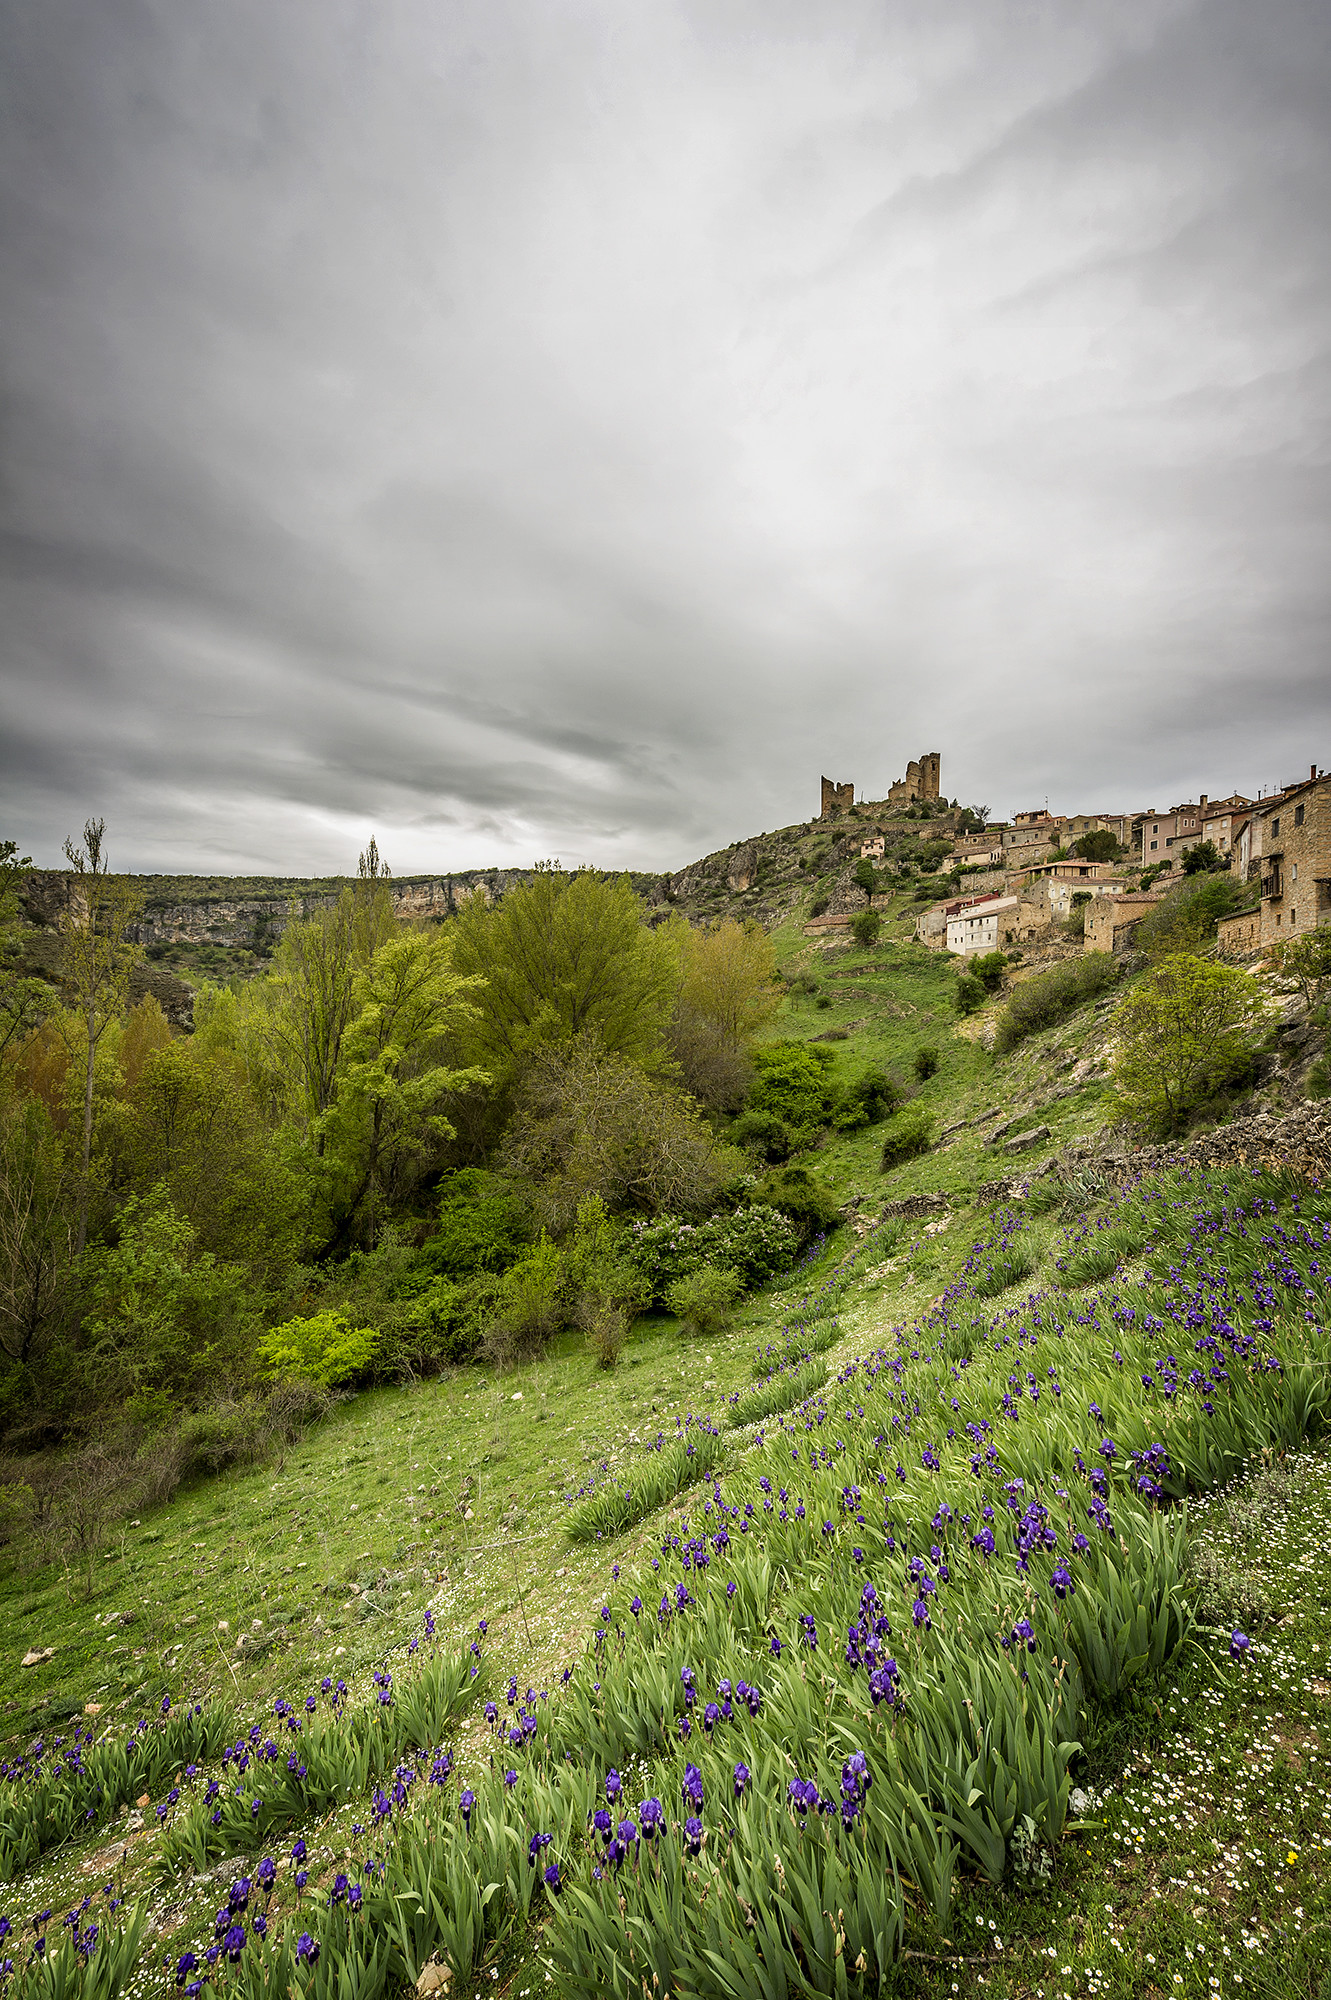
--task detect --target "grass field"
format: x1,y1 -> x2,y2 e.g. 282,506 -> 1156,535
3,945 -> 1327,2000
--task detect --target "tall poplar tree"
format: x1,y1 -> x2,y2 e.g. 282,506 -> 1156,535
58,820 -> 142,1254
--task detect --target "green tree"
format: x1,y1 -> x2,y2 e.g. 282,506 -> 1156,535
0,1093 -> 75,1368
666,916 -> 779,1111
850,909 -> 882,948
673,917 -> 780,1044
257,844 -> 399,1140
58,821 -> 143,1254
84,1184 -> 256,1402
0,839 -> 49,1060
318,930 -> 488,1249
1111,954 -> 1266,1133
1138,874 -> 1244,959
1181,839 -> 1224,875
1070,829 -> 1120,862
1273,926 -> 1331,1011
447,867 -> 677,1099
504,1041 -> 738,1232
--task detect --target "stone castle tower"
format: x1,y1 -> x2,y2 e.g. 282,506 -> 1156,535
820,752 -> 941,818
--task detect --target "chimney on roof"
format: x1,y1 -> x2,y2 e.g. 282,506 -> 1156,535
1199,794 -> 1207,810
1314,765 -> 1319,781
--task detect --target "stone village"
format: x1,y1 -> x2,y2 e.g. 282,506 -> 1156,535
808,750 -> 1331,962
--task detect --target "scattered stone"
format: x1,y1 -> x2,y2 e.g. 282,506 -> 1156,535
417,1960 -> 453,1994
1002,1125 -> 1051,1154
84,1702 -> 102,1717
181,1615 -> 198,1627
511,1391 -> 523,1401
20,1647 -> 55,1668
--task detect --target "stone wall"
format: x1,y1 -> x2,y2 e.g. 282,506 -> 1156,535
1059,1099 -> 1331,1189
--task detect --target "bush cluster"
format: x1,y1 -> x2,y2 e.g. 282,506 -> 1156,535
625,1204 -> 798,1303
993,954 -> 1119,1053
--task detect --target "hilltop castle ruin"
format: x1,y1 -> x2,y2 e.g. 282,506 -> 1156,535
819,751 -> 941,818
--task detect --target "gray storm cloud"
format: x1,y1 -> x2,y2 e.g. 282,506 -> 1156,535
2,0 -> 1329,874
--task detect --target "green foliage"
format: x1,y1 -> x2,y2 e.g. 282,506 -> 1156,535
971,950 -> 1008,991
852,857 -> 879,901
1181,838 -> 1225,874
727,1355 -> 828,1428
505,1042 -> 740,1232
1137,874 -> 1247,960
258,1308 -> 380,1388
422,1170 -> 529,1275
955,972 -> 986,1015
1274,925 -> 1331,1010
625,1204 -> 797,1300
483,1231 -> 565,1367
994,954 -> 1119,1053
446,867 -> 678,1099
84,1185 -> 259,1404
850,908 -> 882,947
666,1263 -> 743,1336
730,1108 -> 793,1161
1110,952 -> 1267,1134
564,1425 -> 724,1542
833,1066 -> 906,1130
913,1045 -> 939,1080
749,1040 -> 840,1135
1070,829 -> 1120,862
747,1163 -> 842,1243
879,1104 -> 934,1169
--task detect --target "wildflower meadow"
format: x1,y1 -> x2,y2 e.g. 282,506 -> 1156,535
3,1154 -> 1330,1999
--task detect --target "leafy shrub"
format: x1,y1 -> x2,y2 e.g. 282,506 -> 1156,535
626,1205 -> 797,1300
1137,876 -> 1247,959
731,1110 -> 793,1162
258,1310 -> 379,1388
482,1233 -> 564,1368
747,1165 -> 841,1244
1110,953 -> 1266,1135
1308,1055 -> 1331,1101
833,1067 -> 906,1131
422,1171 -> 529,1276
850,909 -> 882,948
879,1106 -> 934,1170
1068,829 -> 1119,862
579,1297 -> 631,1370
505,1043 -> 740,1230
971,951 -> 1008,992
955,974 -> 985,1015
749,1041 -> 840,1135
808,897 -> 830,918
993,954 -> 1119,1053
913,1046 -> 939,1081
666,1265 -> 743,1337
1181,839 -> 1225,875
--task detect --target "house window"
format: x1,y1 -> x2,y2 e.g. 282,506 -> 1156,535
1150,841 -> 1157,851
1293,863 -> 1299,883
1295,804 -> 1305,827
1272,818 -> 1280,836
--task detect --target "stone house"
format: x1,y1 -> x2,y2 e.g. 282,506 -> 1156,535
1083,893 -> 1164,955
1198,794 -> 1252,861
1238,770 -> 1331,947
1140,802 -> 1205,864
1216,909 -> 1261,956
951,835 -> 1004,867
1001,812 -> 1067,866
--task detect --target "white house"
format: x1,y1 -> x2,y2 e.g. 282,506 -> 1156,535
945,894 -> 1019,957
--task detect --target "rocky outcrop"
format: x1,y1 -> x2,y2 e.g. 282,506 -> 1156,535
1058,1100 -> 1331,1188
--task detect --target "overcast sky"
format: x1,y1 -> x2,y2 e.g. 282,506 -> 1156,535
2,0 -> 1329,878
